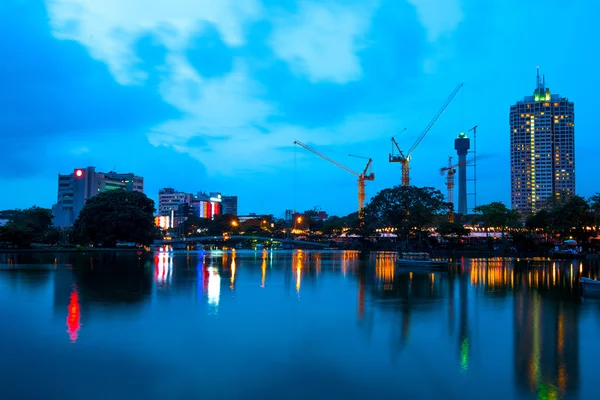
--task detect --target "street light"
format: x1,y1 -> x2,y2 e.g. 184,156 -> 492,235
297,216 -> 303,223
231,221 -> 238,227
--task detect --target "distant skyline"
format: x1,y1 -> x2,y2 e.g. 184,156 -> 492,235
1,0 -> 597,217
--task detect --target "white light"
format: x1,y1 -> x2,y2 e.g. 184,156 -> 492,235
207,267 -> 221,307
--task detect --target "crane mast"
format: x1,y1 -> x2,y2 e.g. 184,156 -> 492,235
440,156 -> 466,223
390,83 -> 464,186
294,141 -> 374,214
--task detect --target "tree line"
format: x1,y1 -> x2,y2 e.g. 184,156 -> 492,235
2,186 -> 600,249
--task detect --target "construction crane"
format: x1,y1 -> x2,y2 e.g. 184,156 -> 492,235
440,156 -> 465,223
293,141 -> 374,214
390,83 -> 464,186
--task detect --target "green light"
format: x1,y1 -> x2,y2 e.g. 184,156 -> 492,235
458,132 -> 467,138
460,336 -> 469,372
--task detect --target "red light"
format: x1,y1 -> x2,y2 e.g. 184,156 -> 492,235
75,169 -> 83,177
66,285 -> 81,343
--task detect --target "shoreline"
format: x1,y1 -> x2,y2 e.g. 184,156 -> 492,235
0,248 -> 145,253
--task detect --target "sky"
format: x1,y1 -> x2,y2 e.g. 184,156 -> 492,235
0,0 -> 597,217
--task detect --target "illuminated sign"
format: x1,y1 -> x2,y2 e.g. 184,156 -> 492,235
155,216 -> 171,229
75,169 -> 83,178
210,197 -> 221,202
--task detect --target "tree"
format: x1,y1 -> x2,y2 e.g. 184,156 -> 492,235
363,185 -> 449,244
547,194 -> 594,243
472,202 -> 520,232
72,190 -> 156,247
0,207 -> 53,247
183,214 -> 208,236
588,193 -> 600,227
437,221 -> 470,238
525,209 -> 550,232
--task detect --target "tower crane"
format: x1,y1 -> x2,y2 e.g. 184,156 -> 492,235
293,141 -> 374,214
440,156 -> 465,223
390,83 -> 464,186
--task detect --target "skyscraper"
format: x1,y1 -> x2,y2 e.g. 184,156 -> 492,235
510,69 -> 575,214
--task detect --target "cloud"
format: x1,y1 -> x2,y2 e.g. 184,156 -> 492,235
44,0 -> 388,181
407,0 -> 464,42
0,0 -> 177,179
269,1 -> 376,84
46,0 -> 262,84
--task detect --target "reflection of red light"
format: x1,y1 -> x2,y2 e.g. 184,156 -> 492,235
75,169 -> 83,177
66,285 -> 81,343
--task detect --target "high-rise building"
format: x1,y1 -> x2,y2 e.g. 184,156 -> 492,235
222,196 -> 238,216
510,69 -> 575,214
52,167 -> 144,227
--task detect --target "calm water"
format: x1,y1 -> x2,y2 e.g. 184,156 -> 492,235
1,251 -> 599,400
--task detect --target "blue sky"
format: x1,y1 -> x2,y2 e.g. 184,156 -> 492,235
0,0 -> 596,217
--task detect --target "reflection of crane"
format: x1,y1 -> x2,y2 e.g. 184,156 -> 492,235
440,156 -> 466,222
389,83 -> 464,186
294,140 -> 374,214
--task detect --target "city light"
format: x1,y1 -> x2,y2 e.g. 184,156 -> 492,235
75,169 -> 83,177
66,285 -> 81,343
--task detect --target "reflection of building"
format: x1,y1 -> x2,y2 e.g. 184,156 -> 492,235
510,69 -> 575,214
52,167 -> 144,227
514,281 -> 579,399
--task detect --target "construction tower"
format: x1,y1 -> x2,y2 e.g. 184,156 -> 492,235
454,132 -> 470,216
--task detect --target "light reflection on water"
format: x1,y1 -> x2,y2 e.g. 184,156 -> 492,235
0,251 -> 599,399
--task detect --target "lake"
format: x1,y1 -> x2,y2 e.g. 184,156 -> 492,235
0,250 -> 599,400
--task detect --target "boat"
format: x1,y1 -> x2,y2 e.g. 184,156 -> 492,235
396,252 -> 449,271
580,277 -> 600,296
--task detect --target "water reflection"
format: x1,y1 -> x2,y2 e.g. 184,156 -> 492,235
1,251 -> 599,399
261,251 -> 267,288
207,267 -> 220,311
155,252 -> 173,287
514,279 -> 579,399
66,285 -> 81,343
230,251 -> 236,290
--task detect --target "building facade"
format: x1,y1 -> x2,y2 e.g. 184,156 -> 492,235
155,188 -> 231,229
158,188 -> 192,216
52,167 -> 144,227
510,69 -> 575,214
222,196 -> 238,216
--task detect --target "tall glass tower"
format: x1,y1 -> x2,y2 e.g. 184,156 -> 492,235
510,68 -> 575,214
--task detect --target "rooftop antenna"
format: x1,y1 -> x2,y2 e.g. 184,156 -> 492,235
536,66 -> 541,89
542,74 -> 546,89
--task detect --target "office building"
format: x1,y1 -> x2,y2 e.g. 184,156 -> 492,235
158,188 -> 192,216
222,196 -> 238,216
52,167 -> 144,227
191,192 -> 222,219
155,188 -> 227,229
510,69 -> 575,214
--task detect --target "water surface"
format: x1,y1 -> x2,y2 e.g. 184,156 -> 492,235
0,251 -> 599,400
